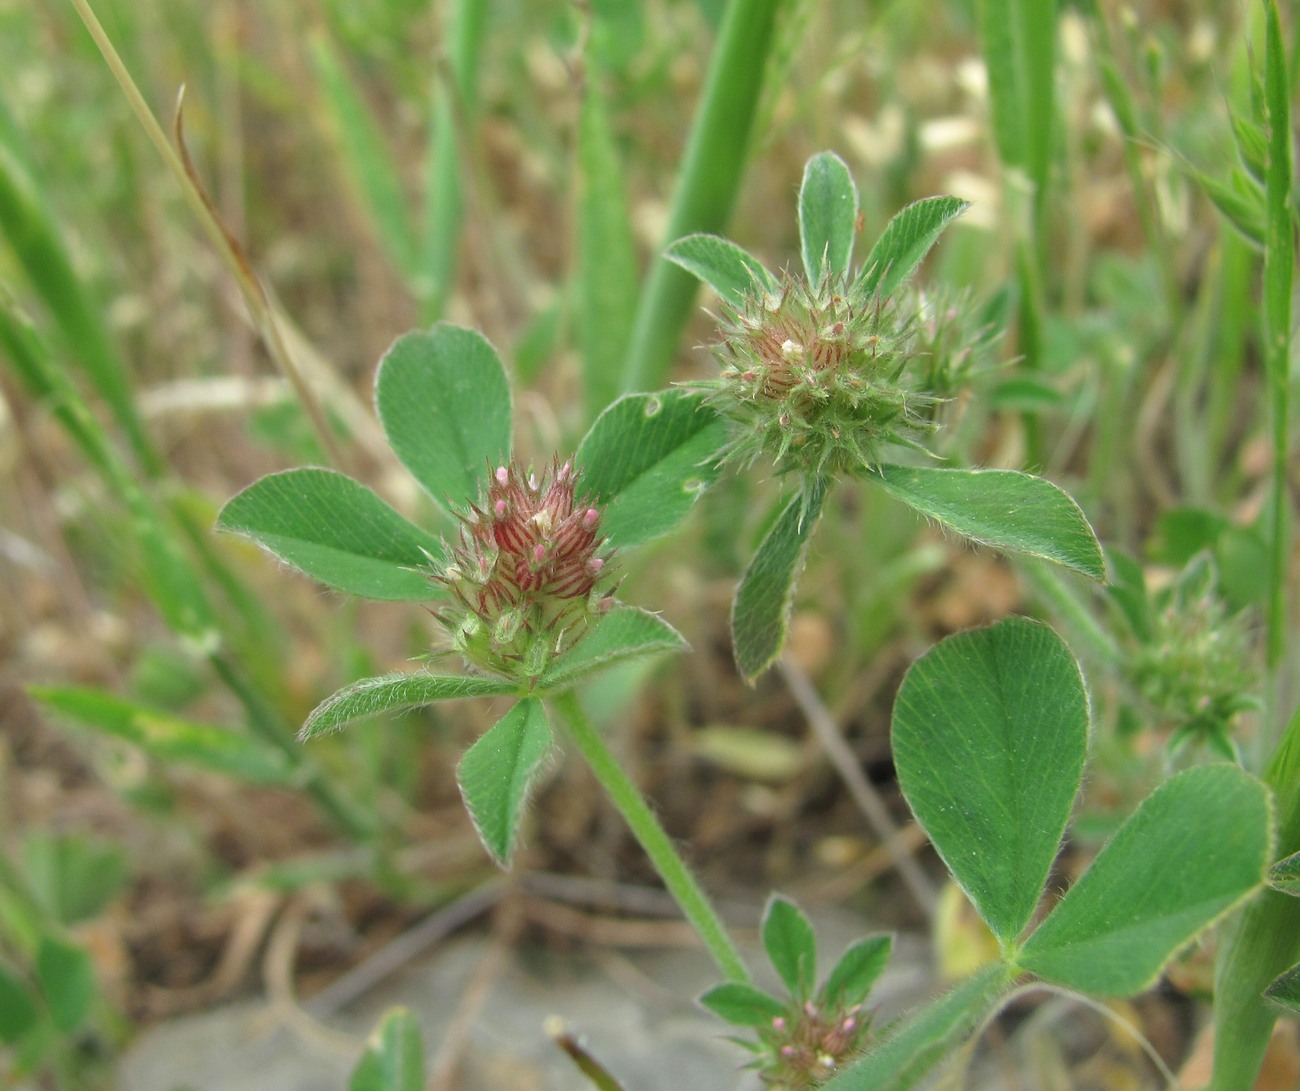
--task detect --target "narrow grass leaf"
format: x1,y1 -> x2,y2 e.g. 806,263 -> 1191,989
731,481 -> 827,682
1265,963 -> 1300,1014
762,895 -> 817,1001
310,32 -> 419,280
1195,167 -> 1267,247
699,983 -> 787,1027
664,233 -> 777,307
576,390 -> 727,547
35,936 -> 95,1032
538,607 -> 685,692
0,294 -> 111,477
873,465 -> 1105,581
620,0 -> 783,392
302,673 -> 515,739
217,468 -> 444,601
349,1007 -> 425,1091
977,0 -> 1056,198
819,935 -> 892,1010
375,324 -> 512,509
457,698 -> 551,865
30,686 -> 292,785
0,105 -> 157,473
418,0 -> 485,319
420,98 -> 461,319
893,617 -> 1088,944
821,964 -> 1012,1091
577,81 -> 640,418
1018,764 -> 1271,996
1262,0 -> 1294,669
799,151 -> 859,284
1231,112 -> 1269,186
853,197 -> 969,303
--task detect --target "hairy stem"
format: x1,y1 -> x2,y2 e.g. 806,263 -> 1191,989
552,688 -> 751,984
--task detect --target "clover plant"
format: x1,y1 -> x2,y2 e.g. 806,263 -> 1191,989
666,151 -> 1105,679
218,149 -> 1291,1091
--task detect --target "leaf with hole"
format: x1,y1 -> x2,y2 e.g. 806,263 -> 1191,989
576,390 -> 727,547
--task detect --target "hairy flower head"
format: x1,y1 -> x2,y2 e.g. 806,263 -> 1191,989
696,272 -> 936,483
433,457 -> 615,681
754,999 -> 875,1090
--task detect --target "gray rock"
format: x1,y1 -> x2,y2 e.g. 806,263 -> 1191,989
119,913 -> 930,1091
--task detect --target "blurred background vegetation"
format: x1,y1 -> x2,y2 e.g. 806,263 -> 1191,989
0,0 -> 1294,1086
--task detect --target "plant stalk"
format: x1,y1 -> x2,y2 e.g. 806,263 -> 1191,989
552,688 -> 751,984
1259,0 -> 1293,669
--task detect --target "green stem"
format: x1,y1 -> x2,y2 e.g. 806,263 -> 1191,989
552,689 -> 751,984
1259,0 -> 1293,669
620,0 -> 783,394
1209,705 -> 1300,1090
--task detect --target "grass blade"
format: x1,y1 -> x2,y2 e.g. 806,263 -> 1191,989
0,95 -> 159,475
620,0 -> 784,393
309,31 -> 420,281
576,75 -> 639,419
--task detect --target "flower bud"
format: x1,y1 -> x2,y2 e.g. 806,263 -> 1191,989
695,271 -> 940,483
433,457 -> 616,680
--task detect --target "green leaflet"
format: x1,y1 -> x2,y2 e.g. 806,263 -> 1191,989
1018,764 -> 1271,996
799,151 -> 859,285
873,464 -> 1106,581
301,673 -> 516,739
576,390 -> 727,547
349,1007 -> 425,1091
217,468 -> 444,601
892,618 -> 1088,944
731,481 -> 827,682
375,324 -> 513,510
457,699 -> 552,865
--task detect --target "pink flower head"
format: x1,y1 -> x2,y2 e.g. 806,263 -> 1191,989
434,457 -> 615,679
